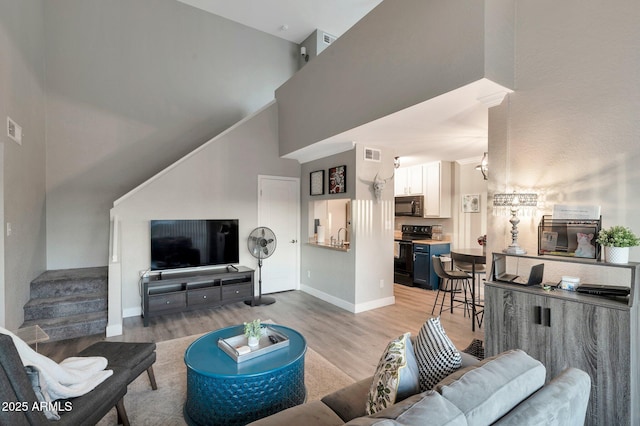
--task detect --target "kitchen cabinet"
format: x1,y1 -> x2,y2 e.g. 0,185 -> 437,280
413,242 -> 450,289
485,253 -> 639,426
423,161 -> 451,218
394,165 -> 424,196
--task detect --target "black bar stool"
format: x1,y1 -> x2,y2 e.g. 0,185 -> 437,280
431,255 -> 471,316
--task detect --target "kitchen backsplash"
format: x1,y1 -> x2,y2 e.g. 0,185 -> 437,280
395,217 -> 453,237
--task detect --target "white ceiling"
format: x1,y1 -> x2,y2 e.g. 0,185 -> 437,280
176,0 -> 495,167
176,0 -> 383,43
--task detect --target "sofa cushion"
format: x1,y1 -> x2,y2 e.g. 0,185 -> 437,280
366,333 -> 420,415
414,317 -> 461,391
493,368 -> 591,426
434,349 -> 546,426
346,391 -> 466,426
322,377 -> 371,422
245,400 -> 344,426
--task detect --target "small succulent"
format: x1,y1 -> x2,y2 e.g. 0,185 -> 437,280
596,226 -> 640,248
244,319 -> 262,339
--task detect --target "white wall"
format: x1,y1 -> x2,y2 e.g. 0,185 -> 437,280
487,0 -> 640,262
452,161 -> 488,249
0,0 -> 47,329
43,0 -> 299,270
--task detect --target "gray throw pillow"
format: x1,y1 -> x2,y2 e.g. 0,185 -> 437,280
414,317 -> 461,391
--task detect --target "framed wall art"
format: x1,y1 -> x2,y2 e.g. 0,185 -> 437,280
310,170 -> 325,196
328,165 -> 346,194
462,194 -> 480,213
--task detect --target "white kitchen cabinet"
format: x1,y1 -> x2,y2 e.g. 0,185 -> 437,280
394,165 -> 424,196
423,161 -> 451,217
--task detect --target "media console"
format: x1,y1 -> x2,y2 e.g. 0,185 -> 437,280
141,266 -> 254,327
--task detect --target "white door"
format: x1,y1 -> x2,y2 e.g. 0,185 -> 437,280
258,175 -> 299,293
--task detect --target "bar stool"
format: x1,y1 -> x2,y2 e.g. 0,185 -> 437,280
431,255 -> 471,316
451,252 -> 486,328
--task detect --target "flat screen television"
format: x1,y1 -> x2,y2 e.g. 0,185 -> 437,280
150,219 -> 239,271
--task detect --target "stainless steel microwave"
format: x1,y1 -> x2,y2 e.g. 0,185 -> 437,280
395,195 -> 423,217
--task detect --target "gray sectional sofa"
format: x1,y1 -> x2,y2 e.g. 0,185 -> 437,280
249,349 -> 591,426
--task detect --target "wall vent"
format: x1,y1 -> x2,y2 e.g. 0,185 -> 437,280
364,147 -> 381,162
322,32 -> 337,45
7,116 -> 22,145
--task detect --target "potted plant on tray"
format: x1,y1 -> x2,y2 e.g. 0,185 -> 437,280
244,319 -> 263,347
596,226 -> 640,264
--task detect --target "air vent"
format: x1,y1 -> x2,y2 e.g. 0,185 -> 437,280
322,32 -> 336,45
364,147 -> 381,162
7,116 -> 22,145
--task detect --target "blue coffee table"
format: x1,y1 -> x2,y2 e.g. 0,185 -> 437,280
184,324 -> 307,426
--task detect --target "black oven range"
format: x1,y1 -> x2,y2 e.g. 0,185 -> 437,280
394,225 -> 432,286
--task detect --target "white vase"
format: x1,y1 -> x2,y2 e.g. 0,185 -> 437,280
605,246 -> 629,264
248,336 -> 260,347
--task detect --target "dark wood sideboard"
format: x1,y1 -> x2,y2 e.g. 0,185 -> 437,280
141,266 -> 254,326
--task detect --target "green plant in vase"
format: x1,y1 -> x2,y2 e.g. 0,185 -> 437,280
244,319 -> 262,347
596,226 -> 639,264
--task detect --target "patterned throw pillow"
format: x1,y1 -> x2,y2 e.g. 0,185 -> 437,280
462,338 -> 485,360
414,317 -> 462,391
366,332 -> 420,415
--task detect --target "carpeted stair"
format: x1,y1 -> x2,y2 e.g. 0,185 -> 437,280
21,267 -> 108,342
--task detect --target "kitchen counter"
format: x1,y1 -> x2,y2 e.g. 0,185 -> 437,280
307,242 -> 350,252
411,239 -> 449,245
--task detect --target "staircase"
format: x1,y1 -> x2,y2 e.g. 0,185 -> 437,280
21,267 -> 108,342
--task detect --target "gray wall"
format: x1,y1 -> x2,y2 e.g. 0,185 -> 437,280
487,0 -> 640,261
0,0 -> 47,329
299,144 -> 395,311
276,0 -> 513,157
43,0 -> 299,269
108,102 -> 300,333
300,149 -> 358,305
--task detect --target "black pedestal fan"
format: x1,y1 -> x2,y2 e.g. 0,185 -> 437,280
244,226 -> 277,306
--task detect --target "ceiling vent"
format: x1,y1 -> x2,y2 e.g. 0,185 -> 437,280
322,32 -> 337,45
364,147 -> 382,162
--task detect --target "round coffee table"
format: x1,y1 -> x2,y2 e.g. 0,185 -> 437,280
183,324 -> 307,426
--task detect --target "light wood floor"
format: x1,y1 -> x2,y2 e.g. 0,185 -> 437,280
38,284 -> 484,381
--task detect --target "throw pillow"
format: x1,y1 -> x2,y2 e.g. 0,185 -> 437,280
462,338 -> 485,360
414,317 -> 462,391
365,332 -> 420,415
25,365 -> 60,421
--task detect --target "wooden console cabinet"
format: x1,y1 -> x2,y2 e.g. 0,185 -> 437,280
485,253 -> 639,425
142,266 -> 254,326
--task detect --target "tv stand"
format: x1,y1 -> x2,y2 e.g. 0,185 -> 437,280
141,266 -> 254,327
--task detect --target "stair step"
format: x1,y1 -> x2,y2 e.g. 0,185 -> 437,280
30,267 -> 108,298
21,311 -> 108,342
23,292 -> 107,321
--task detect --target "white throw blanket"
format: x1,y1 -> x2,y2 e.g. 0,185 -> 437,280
0,327 -> 113,400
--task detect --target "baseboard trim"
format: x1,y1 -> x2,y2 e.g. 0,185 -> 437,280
300,284 -> 395,313
354,296 -> 395,313
106,323 -> 123,338
123,306 -> 142,318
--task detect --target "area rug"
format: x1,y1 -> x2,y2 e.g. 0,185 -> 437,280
97,333 -> 355,425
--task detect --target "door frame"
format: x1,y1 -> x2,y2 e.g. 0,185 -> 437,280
258,175 -> 301,292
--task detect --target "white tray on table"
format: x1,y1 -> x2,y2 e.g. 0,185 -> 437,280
217,326 -> 289,363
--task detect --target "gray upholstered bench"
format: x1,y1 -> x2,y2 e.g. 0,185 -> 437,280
78,341 -> 157,391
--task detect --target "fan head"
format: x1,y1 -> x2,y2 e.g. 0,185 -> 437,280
247,227 -> 277,259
